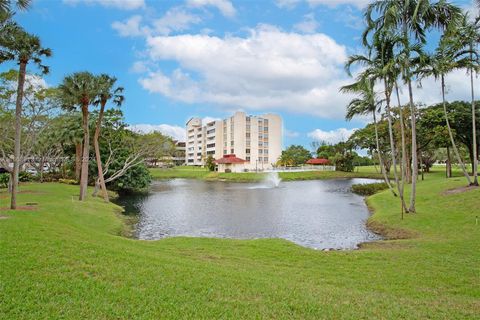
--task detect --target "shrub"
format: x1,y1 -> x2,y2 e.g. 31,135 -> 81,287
0,173 -> 9,188
59,178 -> 77,185
351,182 -> 388,196
19,171 -> 34,182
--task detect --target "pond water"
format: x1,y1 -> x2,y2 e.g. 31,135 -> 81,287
116,178 -> 381,250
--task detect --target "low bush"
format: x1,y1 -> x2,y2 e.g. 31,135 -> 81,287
19,171 -> 34,182
351,182 -> 388,196
59,178 -> 77,185
0,173 -> 9,188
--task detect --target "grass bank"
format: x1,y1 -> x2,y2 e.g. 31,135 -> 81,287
0,170 -> 479,318
150,165 -> 385,182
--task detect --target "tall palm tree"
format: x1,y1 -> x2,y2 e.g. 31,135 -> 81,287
365,0 -> 462,212
341,76 -> 397,197
59,72 -> 99,201
456,14 -> 479,186
0,25 -> 51,209
93,74 -> 124,202
417,31 -> 473,184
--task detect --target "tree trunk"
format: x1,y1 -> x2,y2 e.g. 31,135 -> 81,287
395,82 -> 408,214
407,78 -> 418,213
385,80 -> 407,211
75,142 -> 82,181
373,111 -> 397,197
446,146 -> 452,178
470,47 -> 478,186
441,74 -> 471,184
79,103 -> 89,201
92,178 -> 100,197
10,61 -> 27,210
93,101 -> 108,202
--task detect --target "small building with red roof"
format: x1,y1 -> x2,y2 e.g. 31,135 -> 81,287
215,154 -> 248,173
306,158 -> 330,165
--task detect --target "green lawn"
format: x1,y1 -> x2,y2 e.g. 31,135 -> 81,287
0,171 -> 479,318
150,165 -> 386,182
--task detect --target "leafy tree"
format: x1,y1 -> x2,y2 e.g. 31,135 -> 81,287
205,155 -> 215,171
278,145 -> 311,166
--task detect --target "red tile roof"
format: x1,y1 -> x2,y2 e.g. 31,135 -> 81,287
306,158 -> 330,165
215,154 -> 247,164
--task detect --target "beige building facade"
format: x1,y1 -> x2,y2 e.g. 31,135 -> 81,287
186,112 -> 282,171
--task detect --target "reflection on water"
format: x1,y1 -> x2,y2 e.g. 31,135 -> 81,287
115,178 -> 381,250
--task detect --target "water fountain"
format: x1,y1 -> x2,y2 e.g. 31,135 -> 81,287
265,171 -> 281,188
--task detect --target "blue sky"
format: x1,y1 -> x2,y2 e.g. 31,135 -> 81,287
8,0 -> 477,150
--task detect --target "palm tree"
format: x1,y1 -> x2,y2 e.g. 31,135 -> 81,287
0,25 -> 51,209
417,30 -> 473,185
59,72 -> 99,201
0,0 -> 30,15
93,74 -> 124,202
341,76 -> 397,197
365,0 -> 462,212
456,15 -> 479,186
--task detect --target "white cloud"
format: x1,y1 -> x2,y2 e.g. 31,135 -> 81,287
186,0 -> 236,17
63,0 -> 145,10
112,15 -> 149,37
307,0 -> 370,9
294,13 -> 319,34
285,129 -> 300,138
308,128 -> 356,144
275,0 -> 301,9
139,25 -> 352,119
153,7 -> 202,35
202,116 -> 221,124
397,69 -> 479,107
130,61 -> 149,73
275,0 -> 369,9
128,124 -> 186,141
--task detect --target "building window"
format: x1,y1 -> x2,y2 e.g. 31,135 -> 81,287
264,149 -> 268,154
224,150 -> 227,154
259,142 -> 263,147
259,149 -> 263,154
246,156 -> 250,161
207,143 -> 215,148
246,149 -> 250,154
207,129 -> 215,134
197,134 -> 202,138
207,151 -> 215,155
264,157 -> 268,162
246,133 -> 250,138
231,141 -> 234,146
231,148 -> 234,154
264,127 -> 268,132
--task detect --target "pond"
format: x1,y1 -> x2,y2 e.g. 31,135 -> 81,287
116,178 -> 381,250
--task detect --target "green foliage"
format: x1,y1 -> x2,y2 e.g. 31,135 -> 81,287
351,182 -> 388,196
58,178 -> 77,185
18,171 -> 33,182
111,163 -> 151,193
205,155 -> 216,171
278,145 -> 312,166
0,172 -> 8,188
331,152 -> 355,172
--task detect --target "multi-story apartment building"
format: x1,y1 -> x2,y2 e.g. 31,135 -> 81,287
185,112 -> 282,171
